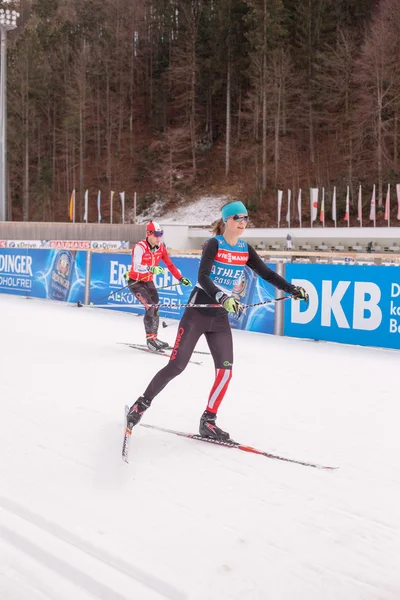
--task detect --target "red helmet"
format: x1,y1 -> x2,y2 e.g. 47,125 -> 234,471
146,221 -> 163,237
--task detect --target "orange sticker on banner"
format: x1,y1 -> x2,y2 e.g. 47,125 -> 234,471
49,240 -> 91,250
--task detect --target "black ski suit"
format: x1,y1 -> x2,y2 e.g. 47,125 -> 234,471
142,238 -> 296,414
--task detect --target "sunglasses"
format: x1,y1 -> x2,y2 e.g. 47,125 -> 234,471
147,230 -> 164,237
232,215 -> 249,223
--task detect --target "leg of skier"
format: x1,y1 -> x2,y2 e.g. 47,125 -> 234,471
126,309 -> 206,426
200,314 -> 233,441
128,281 -> 166,351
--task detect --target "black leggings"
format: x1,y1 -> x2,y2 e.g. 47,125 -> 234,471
143,308 -> 233,414
128,280 -> 159,336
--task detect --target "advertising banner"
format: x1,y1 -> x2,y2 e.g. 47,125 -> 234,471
49,241 -> 91,250
89,253 -> 199,319
229,264 -> 277,334
0,248 -> 86,303
90,241 -> 129,250
89,253 -> 277,334
284,263 -> 400,350
6,240 -> 49,249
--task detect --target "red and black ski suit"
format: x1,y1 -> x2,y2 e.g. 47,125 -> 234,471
128,239 -> 182,339
142,237 -> 296,414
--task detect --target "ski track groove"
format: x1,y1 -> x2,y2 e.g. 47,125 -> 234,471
0,497 -> 187,600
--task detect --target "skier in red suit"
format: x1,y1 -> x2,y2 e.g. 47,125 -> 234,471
127,221 -> 192,351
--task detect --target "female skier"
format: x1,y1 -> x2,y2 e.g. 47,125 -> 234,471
126,202 -> 308,440
127,220 -> 192,351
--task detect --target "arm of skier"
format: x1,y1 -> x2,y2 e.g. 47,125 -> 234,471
246,245 -> 307,298
161,245 -> 185,281
197,238 -> 223,298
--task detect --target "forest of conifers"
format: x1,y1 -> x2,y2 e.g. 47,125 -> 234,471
6,0 -> 400,223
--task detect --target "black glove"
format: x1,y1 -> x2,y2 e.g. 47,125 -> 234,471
291,286 -> 309,302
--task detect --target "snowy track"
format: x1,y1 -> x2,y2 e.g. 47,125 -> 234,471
1,294 -> 400,599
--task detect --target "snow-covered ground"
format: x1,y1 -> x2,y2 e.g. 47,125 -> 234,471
137,195 -> 229,226
1,293 -> 400,600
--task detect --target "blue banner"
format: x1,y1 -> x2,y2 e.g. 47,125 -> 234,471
284,263 -> 400,350
89,253 -> 200,319
229,264 -> 276,334
89,254 -> 277,334
0,248 -> 86,302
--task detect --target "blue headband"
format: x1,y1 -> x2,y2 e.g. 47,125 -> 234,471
221,201 -> 248,222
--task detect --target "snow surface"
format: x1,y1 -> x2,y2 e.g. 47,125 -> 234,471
1,293 -> 400,600
137,196 -> 229,226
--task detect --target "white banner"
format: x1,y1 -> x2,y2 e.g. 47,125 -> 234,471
83,189 -> 89,223
97,190 -> 102,223
297,189 -> 302,228
286,190 -> 291,227
369,184 -> 376,225
120,191 -> 126,224
6,240 -> 48,249
344,186 -> 350,226
357,185 -> 362,226
310,188 -> 318,223
332,186 -> 337,223
110,191 -> 115,225
90,241 -> 129,250
277,190 -> 283,227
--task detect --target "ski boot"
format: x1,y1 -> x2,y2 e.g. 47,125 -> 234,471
199,410 -> 231,441
155,339 -> 169,349
126,396 -> 152,427
146,336 -> 168,352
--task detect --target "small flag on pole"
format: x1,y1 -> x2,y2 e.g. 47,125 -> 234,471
332,186 -> 337,226
286,190 -> 291,227
384,183 -> 390,226
97,190 -> 102,223
397,184 -> 400,221
319,188 -> 325,226
110,191 -> 115,224
344,186 -> 350,226
120,191 -> 125,224
69,189 -> 75,223
277,190 -> 283,227
369,184 -> 376,226
83,189 -> 89,223
357,185 -> 362,227
310,188 -> 318,225
297,189 -> 302,228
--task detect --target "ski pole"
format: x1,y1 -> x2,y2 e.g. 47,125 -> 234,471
160,297 -> 291,328
181,295 -> 292,310
121,295 -> 292,310
77,281 -> 183,307
77,282 -> 131,307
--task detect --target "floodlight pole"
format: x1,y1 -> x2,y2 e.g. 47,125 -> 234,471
0,6 -> 19,221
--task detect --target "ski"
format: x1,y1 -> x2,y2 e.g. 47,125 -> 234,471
140,423 -> 338,471
118,342 -> 209,355
122,405 -> 133,463
117,343 -> 203,365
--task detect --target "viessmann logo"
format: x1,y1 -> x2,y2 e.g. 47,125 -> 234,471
217,251 -> 247,264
